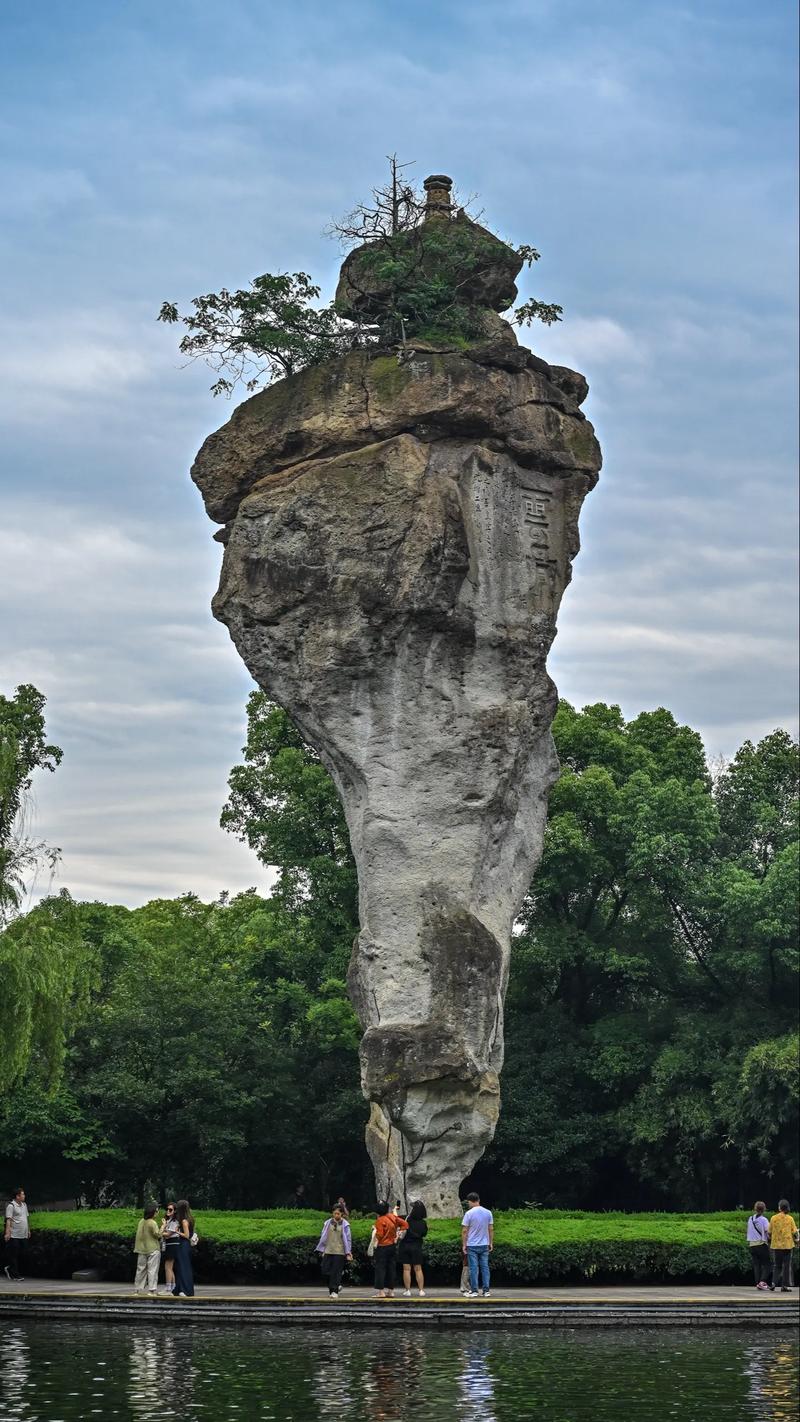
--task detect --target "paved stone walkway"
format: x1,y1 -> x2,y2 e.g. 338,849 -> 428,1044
1,1278 -> 798,1330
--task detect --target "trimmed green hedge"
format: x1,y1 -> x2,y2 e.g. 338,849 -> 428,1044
22,1209 -> 798,1285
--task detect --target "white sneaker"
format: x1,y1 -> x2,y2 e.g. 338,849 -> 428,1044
403,1289 -> 411,1296
464,1291 -> 480,1298
482,1290 -> 491,1298
418,1291 -> 426,1297
328,1292 -> 339,1299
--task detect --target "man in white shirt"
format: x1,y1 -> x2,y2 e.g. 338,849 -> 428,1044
461,1191 -> 493,1298
4,1187 -> 30,1282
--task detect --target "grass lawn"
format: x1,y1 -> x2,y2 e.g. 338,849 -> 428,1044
31,1207 -> 749,1247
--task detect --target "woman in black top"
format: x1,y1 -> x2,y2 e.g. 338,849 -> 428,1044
398,1200 -> 428,1297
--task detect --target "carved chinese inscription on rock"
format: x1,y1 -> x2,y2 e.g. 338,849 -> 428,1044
522,488 -> 550,546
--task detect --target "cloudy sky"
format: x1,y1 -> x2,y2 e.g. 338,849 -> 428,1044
1,0 -> 797,907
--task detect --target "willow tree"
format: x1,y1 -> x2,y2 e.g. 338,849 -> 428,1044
0,685 -> 93,1086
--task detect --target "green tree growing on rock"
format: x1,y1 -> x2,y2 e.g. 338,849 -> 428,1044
159,158 -> 561,395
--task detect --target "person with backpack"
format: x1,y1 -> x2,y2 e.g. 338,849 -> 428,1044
399,1200 -> 428,1297
315,1204 -> 353,1298
746,1201 -> 773,1290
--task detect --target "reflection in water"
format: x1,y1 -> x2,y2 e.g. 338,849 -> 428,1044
129,1332 -> 160,1419
457,1340 -> 497,1422
311,1340 -> 356,1421
744,1341 -> 800,1419
0,1321 -> 796,1421
0,1326 -> 30,1419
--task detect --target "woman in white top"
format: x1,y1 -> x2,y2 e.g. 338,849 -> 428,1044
746,1200 -> 773,1291
160,1201 -> 180,1295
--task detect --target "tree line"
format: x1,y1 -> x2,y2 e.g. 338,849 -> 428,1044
0,687 -> 797,1210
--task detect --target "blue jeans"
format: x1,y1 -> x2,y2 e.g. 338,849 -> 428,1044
466,1245 -> 490,1293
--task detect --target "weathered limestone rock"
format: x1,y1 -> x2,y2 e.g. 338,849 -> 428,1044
192,191 -> 601,1215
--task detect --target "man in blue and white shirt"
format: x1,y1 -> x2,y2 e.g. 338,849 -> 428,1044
461,1191 -> 494,1298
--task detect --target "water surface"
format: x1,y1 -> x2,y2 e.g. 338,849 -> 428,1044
0,1322 -> 797,1421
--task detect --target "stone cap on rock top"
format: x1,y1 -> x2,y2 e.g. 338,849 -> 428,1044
423,174 -> 453,220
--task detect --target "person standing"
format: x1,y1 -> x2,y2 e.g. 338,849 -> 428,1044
458,1198 -> 471,1294
373,1201 -> 408,1298
746,1202 -> 773,1290
461,1192 -> 493,1299
769,1199 -> 798,1292
399,1201 -> 428,1297
3,1188 -> 30,1282
160,1201 -> 180,1294
133,1204 -> 162,1297
315,1205 -> 353,1298
172,1199 -> 196,1298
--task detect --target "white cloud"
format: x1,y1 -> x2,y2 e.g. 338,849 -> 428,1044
0,310 -> 157,423
533,315 -> 644,371
0,502 -> 259,905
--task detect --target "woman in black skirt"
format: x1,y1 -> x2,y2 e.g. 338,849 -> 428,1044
172,1199 -> 196,1298
399,1200 -> 428,1297
160,1201 -> 180,1295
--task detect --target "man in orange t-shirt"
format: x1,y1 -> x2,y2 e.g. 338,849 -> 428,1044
372,1202 -> 408,1297
769,1199 -> 799,1291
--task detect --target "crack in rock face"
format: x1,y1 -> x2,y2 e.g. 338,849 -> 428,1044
191,214 -> 601,1216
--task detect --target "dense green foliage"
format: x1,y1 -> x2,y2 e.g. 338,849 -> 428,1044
24,1208 -> 795,1286
0,693 -> 796,1214
490,704 -> 799,1210
0,891 -> 366,1209
343,218 -> 560,347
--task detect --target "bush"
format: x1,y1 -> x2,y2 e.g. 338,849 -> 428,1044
25,1209 -> 798,1285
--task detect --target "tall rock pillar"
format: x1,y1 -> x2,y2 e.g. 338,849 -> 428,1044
191,179 -> 601,1214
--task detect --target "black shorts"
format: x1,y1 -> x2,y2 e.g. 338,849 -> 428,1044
397,1243 -> 424,1266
